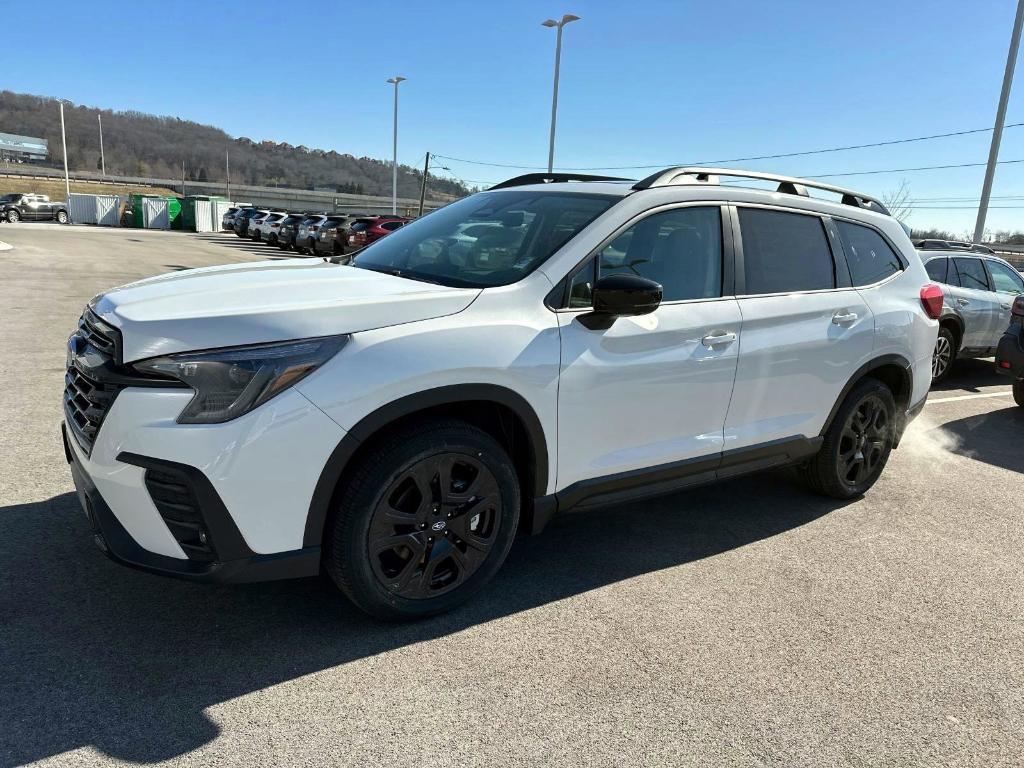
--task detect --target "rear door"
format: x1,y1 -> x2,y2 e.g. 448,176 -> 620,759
725,205 -> 873,450
983,258 -> 1024,339
950,257 -> 1000,349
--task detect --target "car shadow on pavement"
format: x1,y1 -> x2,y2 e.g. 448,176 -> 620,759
939,404 -> 1024,474
930,357 -> 1006,393
0,471 -> 848,766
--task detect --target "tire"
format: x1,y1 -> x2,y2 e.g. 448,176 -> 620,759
324,420 -> 521,621
268,234 -> 278,245
6,209 -> 20,223
1014,379 -> 1024,407
931,326 -> 956,383
801,378 -> 896,499
55,210 -> 69,225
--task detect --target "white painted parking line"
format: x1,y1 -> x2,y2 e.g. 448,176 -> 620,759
928,391 -> 1011,404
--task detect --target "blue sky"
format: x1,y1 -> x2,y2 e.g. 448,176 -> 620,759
5,0 -> 1024,233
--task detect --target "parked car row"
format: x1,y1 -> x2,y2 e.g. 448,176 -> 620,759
222,205 -> 410,257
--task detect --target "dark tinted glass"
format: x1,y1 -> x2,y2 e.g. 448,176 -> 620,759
924,257 -> 948,283
836,220 -> 903,285
954,258 -> 990,291
595,207 -> 722,301
349,220 -> 372,232
352,191 -> 617,288
739,209 -> 834,294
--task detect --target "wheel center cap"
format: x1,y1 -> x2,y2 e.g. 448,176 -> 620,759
430,520 -> 447,533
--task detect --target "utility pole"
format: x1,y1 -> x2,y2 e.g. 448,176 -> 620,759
182,160 -> 186,197
59,101 -> 70,201
974,0 -> 1024,244
418,152 -> 430,217
98,114 -> 106,178
225,149 -> 231,200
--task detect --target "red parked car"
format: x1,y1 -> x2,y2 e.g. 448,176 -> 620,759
346,216 -> 409,250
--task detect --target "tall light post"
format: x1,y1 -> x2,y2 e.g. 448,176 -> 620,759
386,76 -> 406,215
542,14 -> 580,174
98,114 -> 106,178
59,101 -> 70,200
974,0 -> 1024,244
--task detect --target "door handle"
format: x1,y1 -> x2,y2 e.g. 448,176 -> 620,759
1002,303 -> 1013,310
832,311 -> 858,326
701,331 -> 737,348
956,298 -> 970,306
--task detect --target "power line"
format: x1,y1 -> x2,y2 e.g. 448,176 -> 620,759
433,122 -> 1024,172
808,158 -> 1024,179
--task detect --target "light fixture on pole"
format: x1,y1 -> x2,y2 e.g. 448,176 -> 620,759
386,76 -> 407,215
541,14 -> 580,174
59,101 -> 70,201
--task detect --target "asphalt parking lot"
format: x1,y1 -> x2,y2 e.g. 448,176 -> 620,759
1,222 -> 1022,767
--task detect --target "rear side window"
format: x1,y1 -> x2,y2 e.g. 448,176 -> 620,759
925,257 -> 949,283
836,221 -> 903,285
985,260 -> 1024,294
380,221 -> 405,231
738,208 -> 834,294
953,258 -> 990,291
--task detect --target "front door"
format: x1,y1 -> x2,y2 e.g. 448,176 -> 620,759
556,204 -> 741,491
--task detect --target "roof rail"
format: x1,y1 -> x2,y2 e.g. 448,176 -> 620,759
488,173 -> 633,190
913,239 -> 995,255
631,166 -> 892,216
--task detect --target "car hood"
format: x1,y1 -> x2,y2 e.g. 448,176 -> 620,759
92,259 -> 480,362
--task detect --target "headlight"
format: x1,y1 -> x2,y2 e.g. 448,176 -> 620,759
134,335 -> 347,424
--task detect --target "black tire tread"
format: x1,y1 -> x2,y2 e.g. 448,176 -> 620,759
1013,379 -> 1024,407
801,378 -> 896,499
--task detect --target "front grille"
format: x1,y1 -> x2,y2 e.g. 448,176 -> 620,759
64,309 -> 125,455
144,469 -> 216,561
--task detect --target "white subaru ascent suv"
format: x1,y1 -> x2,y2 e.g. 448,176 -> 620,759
64,167 -> 940,619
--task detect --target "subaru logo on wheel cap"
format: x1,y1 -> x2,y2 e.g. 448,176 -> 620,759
431,520 -> 446,532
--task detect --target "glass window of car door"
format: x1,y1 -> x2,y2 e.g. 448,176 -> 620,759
738,208 -> 835,294
985,259 -> 1024,295
953,258 -> 990,291
567,206 -> 723,308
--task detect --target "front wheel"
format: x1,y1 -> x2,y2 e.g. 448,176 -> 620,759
801,378 -> 896,499
324,420 -> 521,621
1014,379 -> 1024,407
931,327 -> 956,382
6,209 -> 20,223
55,210 -> 69,224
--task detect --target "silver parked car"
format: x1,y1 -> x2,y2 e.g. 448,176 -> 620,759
919,241 -> 1024,381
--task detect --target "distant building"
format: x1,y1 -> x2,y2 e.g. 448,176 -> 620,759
0,132 -> 48,163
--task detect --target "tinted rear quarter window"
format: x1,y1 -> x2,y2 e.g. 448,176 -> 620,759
738,208 -> 835,294
925,257 -> 949,283
953,258 -> 990,291
836,220 -> 903,285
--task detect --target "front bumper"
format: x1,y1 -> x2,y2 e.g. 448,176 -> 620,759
62,384 -> 347,583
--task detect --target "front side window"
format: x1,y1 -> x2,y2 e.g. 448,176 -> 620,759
985,260 -> 1024,294
739,208 -> 835,294
953,258 -> 990,291
925,257 -> 949,283
836,220 -> 903,285
351,191 -> 618,288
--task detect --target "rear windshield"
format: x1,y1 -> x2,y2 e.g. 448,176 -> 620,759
266,213 -> 284,222
351,191 -> 618,288
349,219 -> 374,232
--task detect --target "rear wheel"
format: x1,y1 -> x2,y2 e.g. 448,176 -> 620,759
801,378 -> 896,499
931,326 -> 956,382
1014,379 -> 1024,407
324,421 -> 520,620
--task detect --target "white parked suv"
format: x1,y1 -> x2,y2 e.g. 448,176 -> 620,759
63,168 -> 940,619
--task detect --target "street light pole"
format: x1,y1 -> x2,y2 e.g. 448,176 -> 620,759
59,101 -> 70,201
542,14 -> 580,174
386,76 -> 407,215
98,114 -> 106,178
974,0 -> 1024,244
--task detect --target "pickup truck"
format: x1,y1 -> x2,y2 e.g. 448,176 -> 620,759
0,193 -> 70,224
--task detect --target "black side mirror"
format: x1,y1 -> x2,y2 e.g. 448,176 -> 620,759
578,274 -> 663,330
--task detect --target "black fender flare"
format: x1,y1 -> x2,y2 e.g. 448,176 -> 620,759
820,354 -> 914,438
302,384 -> 550,547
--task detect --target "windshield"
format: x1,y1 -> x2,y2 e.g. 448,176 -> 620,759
350,191 -> 618,288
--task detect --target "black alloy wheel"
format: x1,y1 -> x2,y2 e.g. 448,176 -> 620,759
367,452 -> 501,599
836,394 -> 889,487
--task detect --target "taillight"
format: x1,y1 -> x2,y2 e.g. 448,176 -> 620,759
1012,296 -> 1024,317
920,284 -> 944,320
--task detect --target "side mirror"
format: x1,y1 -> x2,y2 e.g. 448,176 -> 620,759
578,273 -> 663,330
